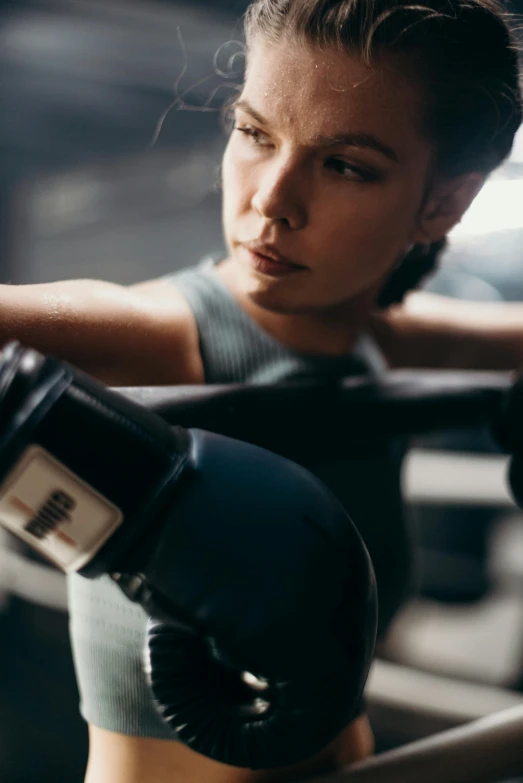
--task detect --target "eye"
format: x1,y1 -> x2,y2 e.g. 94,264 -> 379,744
234,124 -> 272,147
326,157 -> 380,183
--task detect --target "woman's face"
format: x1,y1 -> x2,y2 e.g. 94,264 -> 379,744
221,38 -> 437,314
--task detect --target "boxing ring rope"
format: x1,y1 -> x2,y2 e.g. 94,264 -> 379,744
1,369 -> 522,781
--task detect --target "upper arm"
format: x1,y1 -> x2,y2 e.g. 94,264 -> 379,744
0,278 -> 203,386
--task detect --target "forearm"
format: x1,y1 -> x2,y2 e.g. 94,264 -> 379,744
371,293 -> 523,372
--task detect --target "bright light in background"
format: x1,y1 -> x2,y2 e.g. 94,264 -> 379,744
451,179 -> 523,239
511,123 -> 523,164
450,125 -> 523,240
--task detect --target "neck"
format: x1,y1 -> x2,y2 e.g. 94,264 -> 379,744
215,258 -> 376,357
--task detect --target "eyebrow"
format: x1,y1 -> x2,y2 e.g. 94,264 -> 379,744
233,99 -> 400,163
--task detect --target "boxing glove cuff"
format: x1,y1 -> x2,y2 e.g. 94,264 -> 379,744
0,342 -> 191,575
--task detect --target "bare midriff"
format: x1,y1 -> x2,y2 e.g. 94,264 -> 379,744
84,716 -> 373,783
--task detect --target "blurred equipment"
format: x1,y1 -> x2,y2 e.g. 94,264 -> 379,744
0,0 -> 241,284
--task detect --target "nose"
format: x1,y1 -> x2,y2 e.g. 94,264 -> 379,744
251,157 -> 307,231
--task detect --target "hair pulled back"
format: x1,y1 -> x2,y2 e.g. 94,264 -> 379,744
243,0 -> 522,305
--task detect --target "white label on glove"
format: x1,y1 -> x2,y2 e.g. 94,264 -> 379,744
0,445 -> 123,572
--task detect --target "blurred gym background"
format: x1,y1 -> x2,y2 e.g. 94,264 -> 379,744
1,1 -> 523,780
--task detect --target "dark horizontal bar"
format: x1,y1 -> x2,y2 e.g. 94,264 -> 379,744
117,370 -> 511,462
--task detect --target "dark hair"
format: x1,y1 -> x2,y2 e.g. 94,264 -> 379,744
243,0 -> 522,305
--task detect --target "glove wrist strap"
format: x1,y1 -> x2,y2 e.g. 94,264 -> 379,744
0,343 -> 191,574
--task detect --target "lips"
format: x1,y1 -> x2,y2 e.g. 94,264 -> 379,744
242,248 -> 306,279
242,242 -> 306,270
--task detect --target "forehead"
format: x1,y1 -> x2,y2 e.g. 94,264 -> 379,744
243,38 -> 428,155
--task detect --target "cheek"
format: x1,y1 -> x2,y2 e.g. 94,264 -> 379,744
322,185 -> 419,257
313,188 -> 419,289
221,143 -> 235,208
221,144 -> 241,241
222,142 -> 252,212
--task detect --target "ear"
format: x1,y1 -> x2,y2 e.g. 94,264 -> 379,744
410,172 -> 485,245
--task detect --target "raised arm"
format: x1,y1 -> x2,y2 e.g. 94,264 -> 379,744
0,278 -> 202,386
370,291 -> 523,372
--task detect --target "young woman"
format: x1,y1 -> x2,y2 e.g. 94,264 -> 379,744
3,0 -> 523,781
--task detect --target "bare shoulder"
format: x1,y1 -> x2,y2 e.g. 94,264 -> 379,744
130,277 -> 187,300
0,276 -> 204,386
121,276 -> 205,385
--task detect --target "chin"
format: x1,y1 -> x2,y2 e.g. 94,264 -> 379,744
247,290 -> 303,314
244,281 -> 318,315
236,264 -> 305,312
231,255 -> 353,315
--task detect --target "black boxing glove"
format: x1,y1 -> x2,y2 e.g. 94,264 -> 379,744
0,342 -> 377,769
